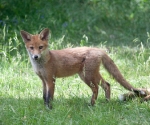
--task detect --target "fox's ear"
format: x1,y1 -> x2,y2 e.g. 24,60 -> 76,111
39,28 -> 50,41
20,30 -> 31,42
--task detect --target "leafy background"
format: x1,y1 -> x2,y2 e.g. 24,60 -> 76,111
0,0 -> 150,61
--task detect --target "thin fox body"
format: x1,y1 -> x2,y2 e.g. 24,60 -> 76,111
20,28 -> 144,109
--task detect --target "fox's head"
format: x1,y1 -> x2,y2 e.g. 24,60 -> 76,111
20,28 -> 50,60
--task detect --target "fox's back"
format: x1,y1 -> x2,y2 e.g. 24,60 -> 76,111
49,47 -> 106,77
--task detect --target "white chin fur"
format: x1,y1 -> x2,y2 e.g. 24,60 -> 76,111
118,94 -> 125,101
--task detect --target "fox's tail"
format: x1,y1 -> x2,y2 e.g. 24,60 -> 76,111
118,88 -> 150,101
101,53 -> 143,94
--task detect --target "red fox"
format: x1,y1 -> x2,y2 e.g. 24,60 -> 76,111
20,28 -> 145,109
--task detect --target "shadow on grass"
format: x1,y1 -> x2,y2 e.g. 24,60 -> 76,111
1,96 -> 150,124
0,95 -> 140,111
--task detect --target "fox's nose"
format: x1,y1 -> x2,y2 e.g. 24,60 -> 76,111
32,54 -> 41,60
33,55 -> 39,60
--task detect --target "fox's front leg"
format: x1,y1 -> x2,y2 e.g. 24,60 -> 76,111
42,81 -> 47,104
39,76 -> 47,105
40,76 -> 55,109
44,80 -> 55,109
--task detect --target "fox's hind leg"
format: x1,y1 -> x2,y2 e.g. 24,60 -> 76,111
78,71 -> 99,106
98,74 -> 111,101
89,80 -> 99,106
91,72 -> 111,101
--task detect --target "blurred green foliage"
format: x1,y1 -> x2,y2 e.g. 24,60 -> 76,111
0,0 -> 150,60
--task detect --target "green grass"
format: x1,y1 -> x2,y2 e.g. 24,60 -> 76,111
1,44 -> 150,125
1,0 -> 150,124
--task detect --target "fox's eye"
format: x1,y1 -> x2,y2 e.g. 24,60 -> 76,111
39,46 -> 43,49
30,47 -> 34,50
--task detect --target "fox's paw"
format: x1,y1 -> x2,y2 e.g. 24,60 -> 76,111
44,103 -> 53,110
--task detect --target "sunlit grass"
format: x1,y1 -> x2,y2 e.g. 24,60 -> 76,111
1,44 -> 150,125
